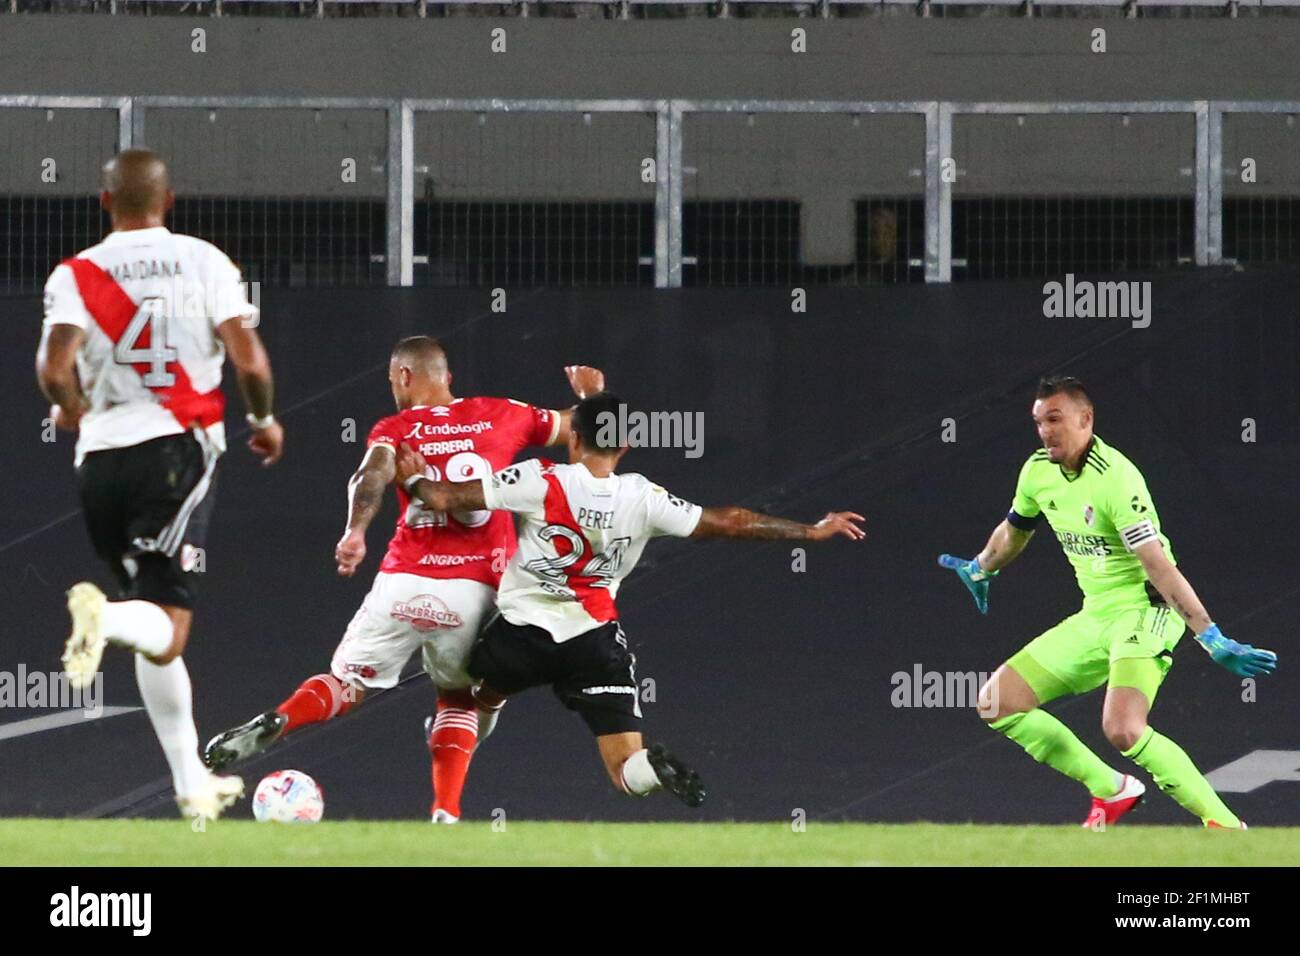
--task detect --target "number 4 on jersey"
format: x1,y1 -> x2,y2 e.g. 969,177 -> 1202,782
113,295 -> 177,388
582,537 -> 630,587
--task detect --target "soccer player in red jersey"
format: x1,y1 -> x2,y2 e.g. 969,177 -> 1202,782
395,392 -> 865,807
205,335 -> 602,822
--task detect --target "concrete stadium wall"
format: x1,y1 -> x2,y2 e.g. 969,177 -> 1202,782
3,19 -> 1300,200
4,18 -> 1300,262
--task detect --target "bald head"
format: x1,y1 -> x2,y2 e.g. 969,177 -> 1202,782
388,336 -> 453,409
101,149 -> 172,220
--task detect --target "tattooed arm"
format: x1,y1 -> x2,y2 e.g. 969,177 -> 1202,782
691,506 -> 865,542
335,445 -> 397,577
1134,542 -> 1213,635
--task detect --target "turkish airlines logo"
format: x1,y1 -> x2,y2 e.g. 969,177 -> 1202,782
391,595 -> 464,632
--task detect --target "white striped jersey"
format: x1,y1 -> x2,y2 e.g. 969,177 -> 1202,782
480,459 -> 703,642
42,226 -> 258,465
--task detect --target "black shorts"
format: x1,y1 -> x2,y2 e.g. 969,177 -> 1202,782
468,616 -> 642,736
77,431 -> 219,610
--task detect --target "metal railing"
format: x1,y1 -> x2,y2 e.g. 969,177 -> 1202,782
3,94 -> 1299,289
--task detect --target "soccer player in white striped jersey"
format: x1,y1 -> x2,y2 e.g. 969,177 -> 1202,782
394,392 -> 865,806
35,149 -> 281,821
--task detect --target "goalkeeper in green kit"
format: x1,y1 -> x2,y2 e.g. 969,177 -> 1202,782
939,376 -> 1277,829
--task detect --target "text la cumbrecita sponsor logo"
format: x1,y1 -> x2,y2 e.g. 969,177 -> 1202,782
390,594 -> 464,632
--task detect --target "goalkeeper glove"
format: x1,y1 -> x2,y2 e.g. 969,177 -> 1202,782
937,554 -> 997,615
1194,624 -> 1278,678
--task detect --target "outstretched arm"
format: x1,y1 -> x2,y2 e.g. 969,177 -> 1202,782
395,443 -> 488,514
335,445 -> 396,577
406,476 -> 487,515
1134,543 -> 1212,634
1134,541 -> 1276,677
691,507 -> 865,542
938,518 -> 1033,615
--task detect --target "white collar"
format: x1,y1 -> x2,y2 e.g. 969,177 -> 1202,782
102,226 -> 172,244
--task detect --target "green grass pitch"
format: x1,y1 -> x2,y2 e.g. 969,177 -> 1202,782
2,820 -> 1296,866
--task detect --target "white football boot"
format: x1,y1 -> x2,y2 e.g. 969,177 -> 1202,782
62,582 -> 108,690
430,808 -> 460,825
177,772 -> 245,822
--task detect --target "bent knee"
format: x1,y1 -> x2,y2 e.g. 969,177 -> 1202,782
1104,722 -> 1147,752
976,679 -> 1024,723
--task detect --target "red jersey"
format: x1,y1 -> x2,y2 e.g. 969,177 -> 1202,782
367,397 -> 560,587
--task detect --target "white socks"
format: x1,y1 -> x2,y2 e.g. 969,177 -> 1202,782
101,600 -> 173,657
620,748 -> 662,797
134,655 -> 209,798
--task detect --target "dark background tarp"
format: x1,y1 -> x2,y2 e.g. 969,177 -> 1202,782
2,270 -> 1296,824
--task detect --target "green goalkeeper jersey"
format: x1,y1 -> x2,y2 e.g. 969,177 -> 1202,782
1009,435 -> 1175,612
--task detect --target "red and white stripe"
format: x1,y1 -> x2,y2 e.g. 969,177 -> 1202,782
431,709 -> 479,737
65,257 -> 225,431
540,471 -> 618,624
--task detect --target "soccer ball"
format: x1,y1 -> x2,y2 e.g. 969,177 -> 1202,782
252,770 -> 324,823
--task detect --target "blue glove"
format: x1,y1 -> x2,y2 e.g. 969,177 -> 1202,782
1194,624 -> 1278,678
937,554 -> 997,614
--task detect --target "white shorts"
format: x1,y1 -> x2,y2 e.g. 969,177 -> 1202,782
330,571 -> 496,690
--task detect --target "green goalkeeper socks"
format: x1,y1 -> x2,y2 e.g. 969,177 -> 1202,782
1122,726 -> 1240,827
990,710 -> 1121,799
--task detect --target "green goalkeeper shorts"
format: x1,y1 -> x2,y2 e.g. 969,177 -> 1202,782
1008,604 -> 1186,704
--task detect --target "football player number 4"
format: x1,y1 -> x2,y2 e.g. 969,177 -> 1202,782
114,296 -> 178,388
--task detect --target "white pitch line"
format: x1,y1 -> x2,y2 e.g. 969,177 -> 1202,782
0,706 -> 142,741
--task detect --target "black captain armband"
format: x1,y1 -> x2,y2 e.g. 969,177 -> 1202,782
1006,510 -> 1042,532
1119,519 -> 1159,552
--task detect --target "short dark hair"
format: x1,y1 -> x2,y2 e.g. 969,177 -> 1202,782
572,392 -> 624,452
391,335 -> 448,373
1036,375 -> 1093,408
